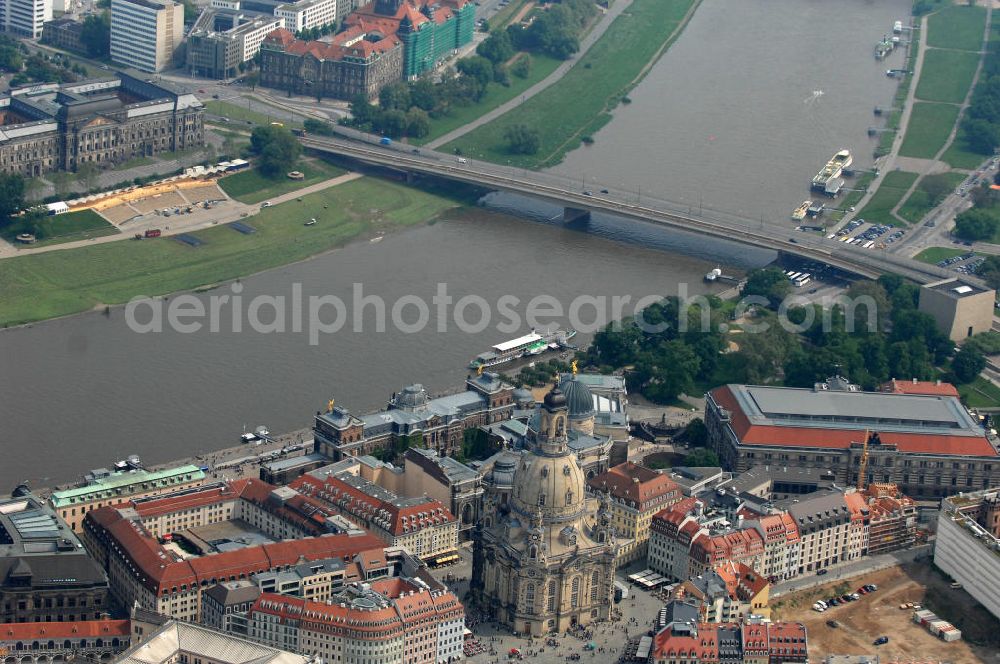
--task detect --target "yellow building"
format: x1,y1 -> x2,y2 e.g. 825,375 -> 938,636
587,462 -> 682,564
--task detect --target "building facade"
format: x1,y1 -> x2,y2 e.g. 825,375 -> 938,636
259,26 -> 402,102
186,9 -> 285,79
1,0 -> 52,39
586,462 -> 682,564
290,469 -> 459,560
110,0 -> 183,72
0,72 -> 204,177
472,386 -> 617,636
934,488 -> 1000,619
312,373 -> 516,460
651,619 -> 808,664
41,17 -> 85,53
273,0 -> 336,32
246,576 -> 464,664
706,380 -> 999,499
0,490 -> 110,624
918,278 -> 995,342
49,463 -> 205,532
402,447 -> 483,540
0,619 -> 130,662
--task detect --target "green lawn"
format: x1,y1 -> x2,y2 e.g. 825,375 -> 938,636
443,0 -> 699,168
856,171 -> 918,226
927,4 -> 987,51
204,100 -> 302,128
915,49 -> 979,104
0,177 -> 461,327
958,376 -> 1000,408
898,102 -> 961,158
829,172 -> 876,223
414,53 -> 562,146
897,171 -> 967,223
941,122 -> 992,169
914,246 -> 967,264
0,209 -> 119,247
218,158 -> 346,204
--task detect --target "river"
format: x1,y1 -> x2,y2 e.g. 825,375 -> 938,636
0,0 -> 910,489
555,0 -> 913,222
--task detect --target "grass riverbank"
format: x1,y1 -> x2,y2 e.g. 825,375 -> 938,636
0,210 -> 119,247
218,158 -> 347,204
413,54 -> 562,146
0,177 -> 463,327
856,171 -> 918,226
897,171 -> 965,223
443,0 -> 700,168
915,49 -> 979,104
898,102 -> 961,158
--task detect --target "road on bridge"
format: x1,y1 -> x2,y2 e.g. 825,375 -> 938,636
305,129 -> 959,285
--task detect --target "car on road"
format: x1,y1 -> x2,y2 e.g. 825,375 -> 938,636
583,191 -> 593,196
261,201 -> 272,208
213,94 -> 220,99
816,569 -> 828,576
873,636 -> 889,646
600,189 -> 609,194
198,89 -> 205,93
826,620 -> 840,628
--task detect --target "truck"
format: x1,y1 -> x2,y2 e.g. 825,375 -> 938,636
380,136 -> 392,146
133,229 -> 162,239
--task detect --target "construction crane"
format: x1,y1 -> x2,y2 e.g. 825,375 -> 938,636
857,429 -> 872,490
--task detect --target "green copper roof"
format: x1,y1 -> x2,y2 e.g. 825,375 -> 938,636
49,465 -> 205,508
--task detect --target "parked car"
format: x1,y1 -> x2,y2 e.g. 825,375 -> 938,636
816,569 -> 828,576
874,636 -> 889,646
826,620 -> 840,628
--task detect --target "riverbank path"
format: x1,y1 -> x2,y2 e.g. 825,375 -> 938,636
0,171 -> 363,259
424,0 -> 638,149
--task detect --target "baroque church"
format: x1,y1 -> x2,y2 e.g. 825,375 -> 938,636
471,384 -> 618,636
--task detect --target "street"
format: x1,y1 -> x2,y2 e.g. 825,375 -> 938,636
772,544 -> 931,598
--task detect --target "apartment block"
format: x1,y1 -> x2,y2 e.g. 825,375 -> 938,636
110,0 -> 183,72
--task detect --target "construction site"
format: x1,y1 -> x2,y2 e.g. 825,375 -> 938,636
772,564 -> 998,663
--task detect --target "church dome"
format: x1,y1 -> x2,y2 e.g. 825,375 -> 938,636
559,377 -> 594,419
510,449 -> 587,521
543,385 -> 567,411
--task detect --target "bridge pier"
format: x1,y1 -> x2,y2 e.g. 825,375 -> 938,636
563,207 -> 591,223
405,170 -> 416,184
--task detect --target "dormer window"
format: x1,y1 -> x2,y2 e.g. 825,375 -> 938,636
541,467 -> 548,478
538,494 -> 546,506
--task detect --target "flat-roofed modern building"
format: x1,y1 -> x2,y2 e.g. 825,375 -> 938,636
934,488 -> 1000,619
116,620 -> 309,664
1,0 -> 52,38
186,9 -> 285,79
918,278 -> 995,342
110,0 -> 183,72
0,490 -> 110,624
707,379 -> 999,499
49,464 -> 205,532
273,0 -> 336,32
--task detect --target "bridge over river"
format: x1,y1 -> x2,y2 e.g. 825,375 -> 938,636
302,130 -> 958,285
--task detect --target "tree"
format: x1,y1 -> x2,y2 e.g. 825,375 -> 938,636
409,79 -> 438,112
379,81 -> 411,111
79,11 -> 111,58
954,207 -> 998,241
684,448 -> 720,468
963,117 -> 1000,155
511,54 -> 532,79
0,41 -> 22,72
741,267 -> 792,310
476,30 -> 514,65
76,162 -> 100,192
503,123 -> 540,155
348,94 -> 376,127
0,172 -> 25,223
244,72 -> 259,91
405,108 -> 430,139
977,255 -> 1000,289
50,171 -> 74,198
920,173 -> 953,203
456,56 -> 494,100
303,118 -> 335,136
249,125 -> 302,176
181,0 -> 199,23
682,418 -> 708,447
378,109 -> 407,138
953,345 -> 986,383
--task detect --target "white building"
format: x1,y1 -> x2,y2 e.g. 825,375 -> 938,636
110,0 -> 183,72
934,488 -> 1000,619
273,0 -> 336,33
1,0 -> 52,39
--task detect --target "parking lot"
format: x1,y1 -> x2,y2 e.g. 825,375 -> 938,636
772,564 -> 998,663
830,218 -> 906,248
935,251 -> 983,275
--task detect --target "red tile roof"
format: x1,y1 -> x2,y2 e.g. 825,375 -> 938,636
0,620 -> 130,641
711,385 -> 997,457
881,379 -> 960,397
264,26 -> 400,62
587,462 -> 681,510
86,493 -> 384,594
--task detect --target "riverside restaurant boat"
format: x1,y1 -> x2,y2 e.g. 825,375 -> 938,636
791,200 -> 812,221
469,329 -> 577,369
811,150 -> 852,191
